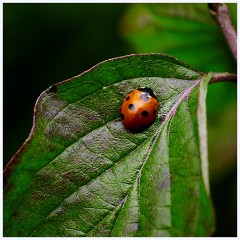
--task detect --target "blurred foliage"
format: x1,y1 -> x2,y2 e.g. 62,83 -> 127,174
121,3 -> 236,73
4,3 -> 236,236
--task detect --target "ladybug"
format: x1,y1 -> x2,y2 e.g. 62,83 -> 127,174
120,87 -> 158,132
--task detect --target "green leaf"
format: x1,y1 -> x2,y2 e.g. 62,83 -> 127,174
4,53 -> 214,237
121,3 -> 236,73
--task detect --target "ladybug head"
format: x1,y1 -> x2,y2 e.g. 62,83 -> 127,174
137,87 -> 157,99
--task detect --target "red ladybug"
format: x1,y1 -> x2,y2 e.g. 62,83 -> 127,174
120,87 -> 158,132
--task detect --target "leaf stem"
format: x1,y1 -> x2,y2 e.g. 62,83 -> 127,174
208,3 -> 237,61
210,72 -> 237,84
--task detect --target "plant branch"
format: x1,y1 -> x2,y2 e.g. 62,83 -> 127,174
210,72 -> 237,84
208,3 -> 237,61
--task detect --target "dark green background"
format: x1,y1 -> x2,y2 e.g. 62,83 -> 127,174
3,3 -> 236,236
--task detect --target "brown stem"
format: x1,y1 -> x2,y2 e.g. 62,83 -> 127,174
208,3 -> 237,61
210,72 -> 237,84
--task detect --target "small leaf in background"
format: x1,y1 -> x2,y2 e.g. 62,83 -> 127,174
4,53 -> 215,236
121,3 -> 236,73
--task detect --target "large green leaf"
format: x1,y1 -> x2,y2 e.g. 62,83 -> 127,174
4,53 -> 214,236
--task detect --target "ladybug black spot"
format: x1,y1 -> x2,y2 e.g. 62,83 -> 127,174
128,104 -> 135,110
126,96 -> 130,101
141,110 -> 148,117
153,110 -> 157,115
140,93 -> 149,102
121,114 -> 124,120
